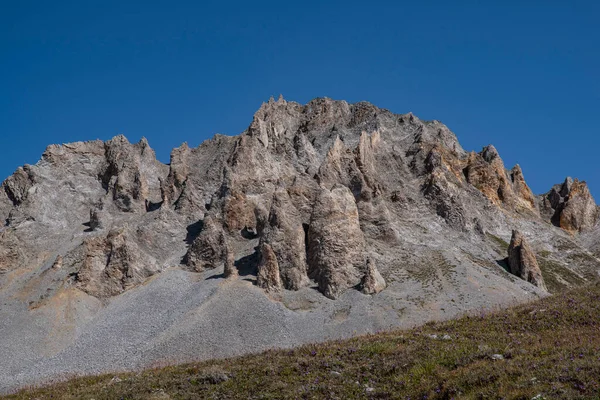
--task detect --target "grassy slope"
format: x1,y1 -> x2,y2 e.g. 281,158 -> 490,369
6,282 -> 600,400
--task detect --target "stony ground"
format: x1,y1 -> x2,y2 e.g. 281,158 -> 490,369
5,281 -> 600,399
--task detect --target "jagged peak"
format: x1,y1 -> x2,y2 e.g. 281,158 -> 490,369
139,136 -> 149,148
176,141 -> 190,151
480,144 -> 500,163
106,134 -> 130,146
42,139 -> 105,160
560,176 -> 574,196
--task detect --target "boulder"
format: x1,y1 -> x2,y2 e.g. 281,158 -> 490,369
360,258 -> 386,294
507,230 -> 547,291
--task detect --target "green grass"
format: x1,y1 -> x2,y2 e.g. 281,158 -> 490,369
6,282 -> 600,399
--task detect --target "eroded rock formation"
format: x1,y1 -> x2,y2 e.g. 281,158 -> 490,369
3,96 -> 600,395
507,230 -> 547,291
258,190 -> 309,290
360,258 -> 386,295
307,184 -> 366,299
542,178 -> 598,232
184,216 -> 227,272
0,96 -> 595,303
100,136 -> 166,212
223,243 -> 237,279
463,145 -> 537,212
256,243 -> 283,292
75,229 -> 159,297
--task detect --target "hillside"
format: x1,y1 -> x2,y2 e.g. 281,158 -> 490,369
1,97 -> 600,393
6,281 -> 600,399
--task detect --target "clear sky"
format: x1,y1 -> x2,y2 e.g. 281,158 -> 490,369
2,1 -> 599,197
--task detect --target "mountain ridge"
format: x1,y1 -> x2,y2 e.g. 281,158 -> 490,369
1,96 -> 599,393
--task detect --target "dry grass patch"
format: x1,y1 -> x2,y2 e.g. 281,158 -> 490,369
5,282 -> 600,399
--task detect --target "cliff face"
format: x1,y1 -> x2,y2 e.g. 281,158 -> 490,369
1,97 -> 599,393
1,96 -> 598,304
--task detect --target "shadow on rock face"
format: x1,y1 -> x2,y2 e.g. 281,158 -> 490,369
496,258 -> 510,273
82,221 -> 94,233
185,220 -> 204,245
145,200 -> 163,212
205,246 -> 260,282
241,226 -> 258,240
235,247 -> 259,277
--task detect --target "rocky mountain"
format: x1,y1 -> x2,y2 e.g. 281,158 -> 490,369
1,96 -> 599,393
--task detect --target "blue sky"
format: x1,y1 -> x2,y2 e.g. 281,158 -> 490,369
1,1 -> 599,197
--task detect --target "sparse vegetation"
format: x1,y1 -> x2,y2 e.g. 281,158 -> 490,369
537,255 -> 587,293
404,251 -> 457,290
6,282 -> 600,399
486,233 -> 510,252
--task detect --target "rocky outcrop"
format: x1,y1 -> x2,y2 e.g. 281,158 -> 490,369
223,244 -> 237,279
507,230 -> 547,291
99,136 -> 166,212
256,243 -> 282,292
510,165 -> 536,209
0,97 -> 597,305
422,167 -> 468,231
223,191 -> 258,234
258,190 -> 309,290
316,132 -> 382,202
307,184 -> 366,299
2,165 -> 35,206
184,216 -> 227,272
0,229 -> 26,273
463,146 -> 537,212
160,143 -> 191,206
360,258 -> 386,295
6,96 -> 600,395
75,229 -> 159,297
542,178 -> 598,233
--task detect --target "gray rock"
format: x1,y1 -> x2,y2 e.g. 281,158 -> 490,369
256,243 -> 283,292
100,136 -> 167,213
184,216 -> 227,272
1,96 -> 600,394
307,184 -> 366,299
223,243 -> 237,279
360,258 -> 386,295
2,165 -> 35,206
89,207 -> 104,231
541,177 -> 598,232
259,190 -> 309,290
507,230 -> 547,291
75,228 -> 160,297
